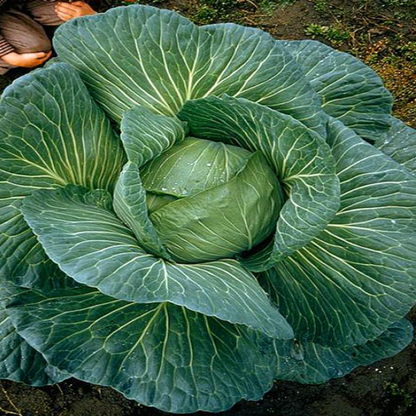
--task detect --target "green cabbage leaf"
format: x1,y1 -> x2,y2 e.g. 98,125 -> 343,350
0,5 -> 415,414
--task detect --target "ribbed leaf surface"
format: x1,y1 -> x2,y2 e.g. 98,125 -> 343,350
22,185 -> 293,339
7,286 -> 276,413
375,116 -> 416,175
260,117 -> 416,347
54,5 -> 325,135
281,40 -> 392,139
0,63 -> 125,284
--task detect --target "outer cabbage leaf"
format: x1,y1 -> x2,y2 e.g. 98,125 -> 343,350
273,319 -> 413,384
179,96 -> 340,268
0,63 -> 126,285
259,117 -> 416,347
281,40 -> 392,139
6,285 -> 276,413
53,5 -> 325,135
375,116 -> 416,175
21,185 -> 293,339
0,290 -> 68,385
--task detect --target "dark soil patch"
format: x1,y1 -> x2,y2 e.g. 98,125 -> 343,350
1,1 -> 416,415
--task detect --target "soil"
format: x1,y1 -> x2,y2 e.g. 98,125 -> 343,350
1,1 -> 416,415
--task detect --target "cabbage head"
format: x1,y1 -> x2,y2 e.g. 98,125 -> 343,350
1,5 -> 416,414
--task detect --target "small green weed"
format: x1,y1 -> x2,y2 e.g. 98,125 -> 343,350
397,41 -> 416,62
304,23 -> 324,37
304,23 -> 350,45
258,0 -> 297,16
190,0 -> 243,24
383,382 -> 414,408
192,4 -> 220,23
312,0 -> 329,12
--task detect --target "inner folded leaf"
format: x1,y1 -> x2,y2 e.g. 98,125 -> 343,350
179,96 -> 340,270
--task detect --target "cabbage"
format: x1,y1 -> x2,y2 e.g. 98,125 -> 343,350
0,5 -> 415,414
